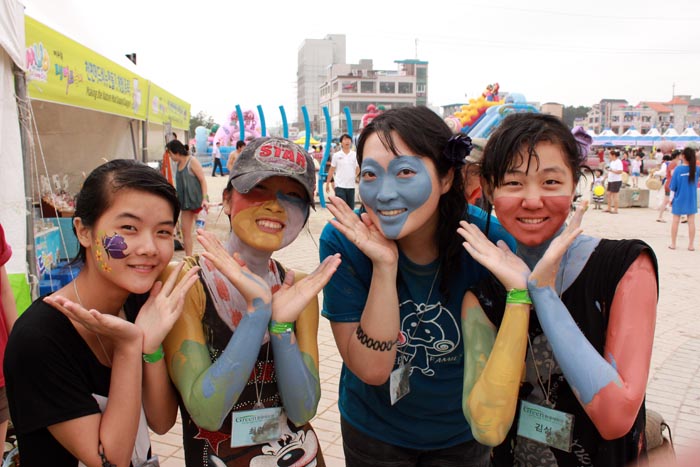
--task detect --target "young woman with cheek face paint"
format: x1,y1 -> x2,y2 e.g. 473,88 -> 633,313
160,138 -> 340,466
458,113 -> 658,467
320,106 -> 515,466
5,160 -> 200,467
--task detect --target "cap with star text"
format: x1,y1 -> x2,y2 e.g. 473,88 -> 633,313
229,137 -> 316,204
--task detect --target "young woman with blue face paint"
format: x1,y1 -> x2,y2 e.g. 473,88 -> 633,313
458,113 -> 658,466
160,138 -> 340,466
320,106 -> 514,466
5,159 -> 200,466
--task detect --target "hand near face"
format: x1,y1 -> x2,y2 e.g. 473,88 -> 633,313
197,229 -> 272,309
135,261 -> 201,353
458,220 -> 530,290
271,253 -> 341,323
327,196 -> 398,267
44,294 -> 142,347
529,201 -> 587,289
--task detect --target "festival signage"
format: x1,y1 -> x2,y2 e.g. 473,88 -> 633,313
147,82 -> 190,130
24,16 -> 148,120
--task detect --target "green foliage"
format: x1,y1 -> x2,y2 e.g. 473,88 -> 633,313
562,106 -> 591,127
189,110 -> 216,135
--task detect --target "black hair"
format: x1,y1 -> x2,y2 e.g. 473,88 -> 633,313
166,139 -> 189,156
682,147 -> 697,183
339,134 -> 352,143
236,140 -> 246,150
480,113 -> 586,235
662,155 -> 672,162
481,113 -> 585,191
594,168 -> 603,176
73,159 -> 179,263
356,106 -> 465,298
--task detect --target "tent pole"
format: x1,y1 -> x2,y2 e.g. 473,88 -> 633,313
13,64 -> 39,300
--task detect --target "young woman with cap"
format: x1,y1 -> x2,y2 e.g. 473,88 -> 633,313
161,137 -> 340,466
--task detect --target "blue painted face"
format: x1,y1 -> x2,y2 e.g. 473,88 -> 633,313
359,155 -> 435,239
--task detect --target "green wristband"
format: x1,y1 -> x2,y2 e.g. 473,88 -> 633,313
142,345 -> 164,363
506,288 -> 532,305
269,321 -> 295,334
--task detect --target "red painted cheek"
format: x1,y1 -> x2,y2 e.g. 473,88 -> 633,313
231,191 -> 275,217
494,195 -> 573,246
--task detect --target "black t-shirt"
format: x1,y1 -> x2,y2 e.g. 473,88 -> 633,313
4,294 -> 143,466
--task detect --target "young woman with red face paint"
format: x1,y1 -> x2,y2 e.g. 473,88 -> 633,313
5,160 -> 200,466
320,107 -> 515,466
161,138 -> 340,466
458,113 -> 658,466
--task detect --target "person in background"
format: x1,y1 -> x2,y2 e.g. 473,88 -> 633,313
320,107 -> 513,467
669,147 -> 698,250
162,137 -> 340,466
630,152 -> 642,188
212,141 -> 224,177
5,160 -> 199,466
657,151 -> 681,223
166,139 -> 209,256
325,134 -> 359,208
591,168 -> 606,209
226,140 -> 246,175
0,224 -> 18,450
604,150 -> 623,214
459,112 -> 657,466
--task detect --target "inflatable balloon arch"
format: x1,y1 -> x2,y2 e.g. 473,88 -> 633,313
193,104 -> 360,207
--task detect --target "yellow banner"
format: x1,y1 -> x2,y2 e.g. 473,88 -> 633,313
25,16 -> 149,119
147,82 -> 191,130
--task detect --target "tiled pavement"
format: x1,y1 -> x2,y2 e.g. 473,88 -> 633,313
154,177 -> 700,465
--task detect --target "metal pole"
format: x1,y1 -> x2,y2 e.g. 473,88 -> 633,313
13,64 -> 39,300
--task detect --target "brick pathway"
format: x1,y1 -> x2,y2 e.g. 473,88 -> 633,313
153,177 -> 699,465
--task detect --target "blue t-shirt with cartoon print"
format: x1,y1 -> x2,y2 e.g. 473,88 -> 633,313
320,205 -> 514,449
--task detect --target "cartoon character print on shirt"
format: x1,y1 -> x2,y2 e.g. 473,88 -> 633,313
396,299 -> 460,376
201,419 -> 320,466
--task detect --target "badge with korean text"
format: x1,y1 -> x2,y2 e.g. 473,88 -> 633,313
517,400 -> 574,452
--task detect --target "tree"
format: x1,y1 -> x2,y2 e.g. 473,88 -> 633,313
189,110 -> 216,135
562,106 -> 591,127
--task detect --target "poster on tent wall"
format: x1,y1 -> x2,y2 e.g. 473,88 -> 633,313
24,16 -> 148,120
147,82 -> 190,130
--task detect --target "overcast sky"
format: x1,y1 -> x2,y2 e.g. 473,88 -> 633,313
20,0 -> 700,128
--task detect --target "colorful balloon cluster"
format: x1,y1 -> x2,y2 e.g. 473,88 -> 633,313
444,83 -> 505,134
360,104 -> 384,130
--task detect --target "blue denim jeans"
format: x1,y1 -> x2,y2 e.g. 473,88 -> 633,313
341,417 -> 491,467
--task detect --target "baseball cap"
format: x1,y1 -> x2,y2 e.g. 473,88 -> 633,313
229,137 -> 316,204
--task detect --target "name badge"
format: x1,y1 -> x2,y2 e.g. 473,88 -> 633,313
231,407 -> 284,447
389,363 -> 411,405
517,400 -> 574,452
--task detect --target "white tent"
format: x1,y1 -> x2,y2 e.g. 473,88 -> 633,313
0,0 -> 30,308
680,127 -> 699,137
663,128 -> 679,137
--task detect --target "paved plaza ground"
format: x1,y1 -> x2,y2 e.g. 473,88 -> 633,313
152,175 -> 699,466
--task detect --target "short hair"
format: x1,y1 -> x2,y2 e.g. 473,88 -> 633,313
236,140 -> 246,150
339,134 -> 352,143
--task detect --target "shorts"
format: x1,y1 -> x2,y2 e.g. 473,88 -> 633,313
0,386 -> 9,423
189,206 -> 204,214
632,171 -> 640,177
607,181 -> 622,193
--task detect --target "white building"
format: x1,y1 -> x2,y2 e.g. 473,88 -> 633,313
319,59 -> 429,137
297,34 -> 346,133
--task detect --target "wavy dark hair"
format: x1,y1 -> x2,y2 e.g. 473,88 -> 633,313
356,106 -> 466,297
682,147 -> 697,183
73,159 -> 179,263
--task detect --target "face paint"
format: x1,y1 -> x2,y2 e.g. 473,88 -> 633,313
231,177 -> 308,252
490,141 -> 575,247
102,232 -> 129,259
94,237 -> 112,272
360,155 -> 436,240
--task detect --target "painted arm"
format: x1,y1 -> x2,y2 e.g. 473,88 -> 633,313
462,291 -> 528,446
1,265 -> 17,331
269,257 -> 340,425
528,252 -> 657,439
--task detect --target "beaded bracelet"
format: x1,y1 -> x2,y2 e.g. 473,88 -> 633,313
506,288 -> 532,305
356,325 -> 399,352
